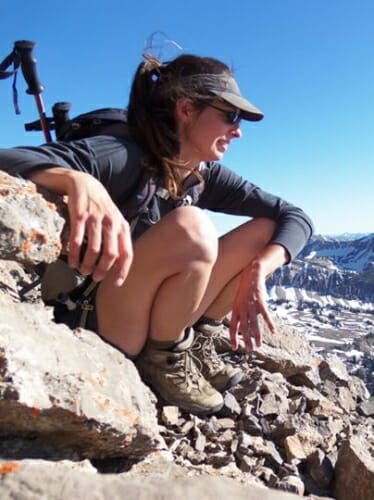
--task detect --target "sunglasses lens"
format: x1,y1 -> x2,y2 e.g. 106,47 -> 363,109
227,111 -> 240,124
205,102 -> 241,124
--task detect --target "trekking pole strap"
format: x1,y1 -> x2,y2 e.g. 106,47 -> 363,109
0,51 -> 16,79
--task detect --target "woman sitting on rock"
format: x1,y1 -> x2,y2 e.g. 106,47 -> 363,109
0,52 -> 314,415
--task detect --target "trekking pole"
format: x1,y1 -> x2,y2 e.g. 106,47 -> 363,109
13,40 -> 52,142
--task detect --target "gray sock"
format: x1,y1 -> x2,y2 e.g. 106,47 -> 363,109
194,316 -> 223,328
148,328 -> 191,351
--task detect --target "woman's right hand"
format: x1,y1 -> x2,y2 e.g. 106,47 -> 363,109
29,167 -> 133,287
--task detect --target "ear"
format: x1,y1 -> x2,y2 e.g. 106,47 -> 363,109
175,97 -> 196,124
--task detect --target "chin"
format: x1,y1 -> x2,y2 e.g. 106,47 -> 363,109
205,149 -> 224,162
212,152 -> 224,161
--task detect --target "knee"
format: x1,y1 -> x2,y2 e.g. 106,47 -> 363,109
173,206 -> 218,263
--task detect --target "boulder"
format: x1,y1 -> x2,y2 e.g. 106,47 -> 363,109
0,293 -> 160,460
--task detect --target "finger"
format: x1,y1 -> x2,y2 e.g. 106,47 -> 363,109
67,196 -> 88,269
229,315 -> 239,351
239,306 -> 254,352
249,309 -> 262,348
79,218 -> 102,276
68,217 -> 86,269
109,230 -> 133,287
255,291 -> 276,335
91,218 -> 118,282
260,306 -> 276,334
242,324 -> 254,352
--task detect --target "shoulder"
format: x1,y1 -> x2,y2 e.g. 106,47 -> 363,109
202,161 -> 244,186
70,134 -> 144,160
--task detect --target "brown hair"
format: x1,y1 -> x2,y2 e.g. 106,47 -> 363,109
127,54 -> 232,198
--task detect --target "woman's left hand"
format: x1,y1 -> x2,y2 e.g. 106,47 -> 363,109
229,244 -> 288,351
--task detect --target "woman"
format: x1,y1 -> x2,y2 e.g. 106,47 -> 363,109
0,54 -> 314,415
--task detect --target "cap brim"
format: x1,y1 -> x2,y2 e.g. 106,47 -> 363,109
210,90 -> 264,122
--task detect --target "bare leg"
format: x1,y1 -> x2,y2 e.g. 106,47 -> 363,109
96,207 -> 275,357
96,206 -> 218,356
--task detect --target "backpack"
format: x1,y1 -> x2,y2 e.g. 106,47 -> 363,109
21,107 -> 158,304
54,107 -> 129,141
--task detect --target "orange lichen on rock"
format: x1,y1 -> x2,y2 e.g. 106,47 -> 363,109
29,229 -> 48,244
20,240 -> 32,254
0,461 -> 21,474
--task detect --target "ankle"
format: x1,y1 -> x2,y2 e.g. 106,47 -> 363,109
148,328 -> 193,350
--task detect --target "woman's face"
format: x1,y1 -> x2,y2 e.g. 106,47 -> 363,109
176,98 -> 243,166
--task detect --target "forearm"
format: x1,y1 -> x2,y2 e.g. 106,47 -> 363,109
245,243 -> 288,281
29,167 -> 88,196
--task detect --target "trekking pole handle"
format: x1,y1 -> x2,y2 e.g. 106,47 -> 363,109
14,40 -> 44,95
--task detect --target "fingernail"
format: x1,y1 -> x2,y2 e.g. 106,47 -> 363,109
114,277 -> 124,287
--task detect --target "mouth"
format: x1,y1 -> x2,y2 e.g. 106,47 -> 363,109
216,139 -> 229,152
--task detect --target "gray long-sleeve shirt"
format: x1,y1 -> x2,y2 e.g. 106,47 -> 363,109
0,135 -> 314,261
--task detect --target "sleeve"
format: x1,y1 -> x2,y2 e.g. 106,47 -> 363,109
198,162 -> 315,261
0,135 -> 144,204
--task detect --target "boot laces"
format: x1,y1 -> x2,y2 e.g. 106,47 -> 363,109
192,331 -> 223,370
168,348 -> 205,389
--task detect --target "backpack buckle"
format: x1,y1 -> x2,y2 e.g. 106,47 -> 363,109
80,300 -> 94,311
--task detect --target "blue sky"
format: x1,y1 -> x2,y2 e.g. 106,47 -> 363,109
1,0 -> 373,236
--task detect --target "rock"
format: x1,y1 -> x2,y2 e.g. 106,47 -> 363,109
0,259 -> 39,303
319,355 -> 350,385
347,375 -> 371,402
0,294 -> 160,459
0,458 -> 303,500
249,317 -> 321,384
334,436 -> 374,500
283,423 -> 328,462
161,406 -> 180,426
260,392 -> 289,417
219,391 -> 242,417
357,399 -> 374,417
299,387 -> 344,418
0,171 -> 65,265
277,474 -> 305,496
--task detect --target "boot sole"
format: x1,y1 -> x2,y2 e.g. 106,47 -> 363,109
160,392 -> 224,416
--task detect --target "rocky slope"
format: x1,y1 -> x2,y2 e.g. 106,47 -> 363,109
0,171 -> 373,499
267,233 -> 374,395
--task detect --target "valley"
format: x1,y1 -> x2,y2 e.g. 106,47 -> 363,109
266,233 -> 374,394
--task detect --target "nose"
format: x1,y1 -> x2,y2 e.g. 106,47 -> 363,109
230,123 -> 242,139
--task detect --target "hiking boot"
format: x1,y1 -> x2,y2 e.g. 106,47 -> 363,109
136,329 -> 224,415
195,318 -> 247,354
192,321 -> 244,392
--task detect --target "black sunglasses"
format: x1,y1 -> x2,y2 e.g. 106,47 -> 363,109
206,102 -> 242,124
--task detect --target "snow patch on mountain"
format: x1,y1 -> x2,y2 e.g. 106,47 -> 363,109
268,285 -> 374,312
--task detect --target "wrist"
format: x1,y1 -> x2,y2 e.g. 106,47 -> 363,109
29,167 -> 81,195
249,244 -> 288,278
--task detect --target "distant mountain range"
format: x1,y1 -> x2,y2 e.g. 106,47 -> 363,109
322,232 -> 371,241
268,233 -> 374,306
